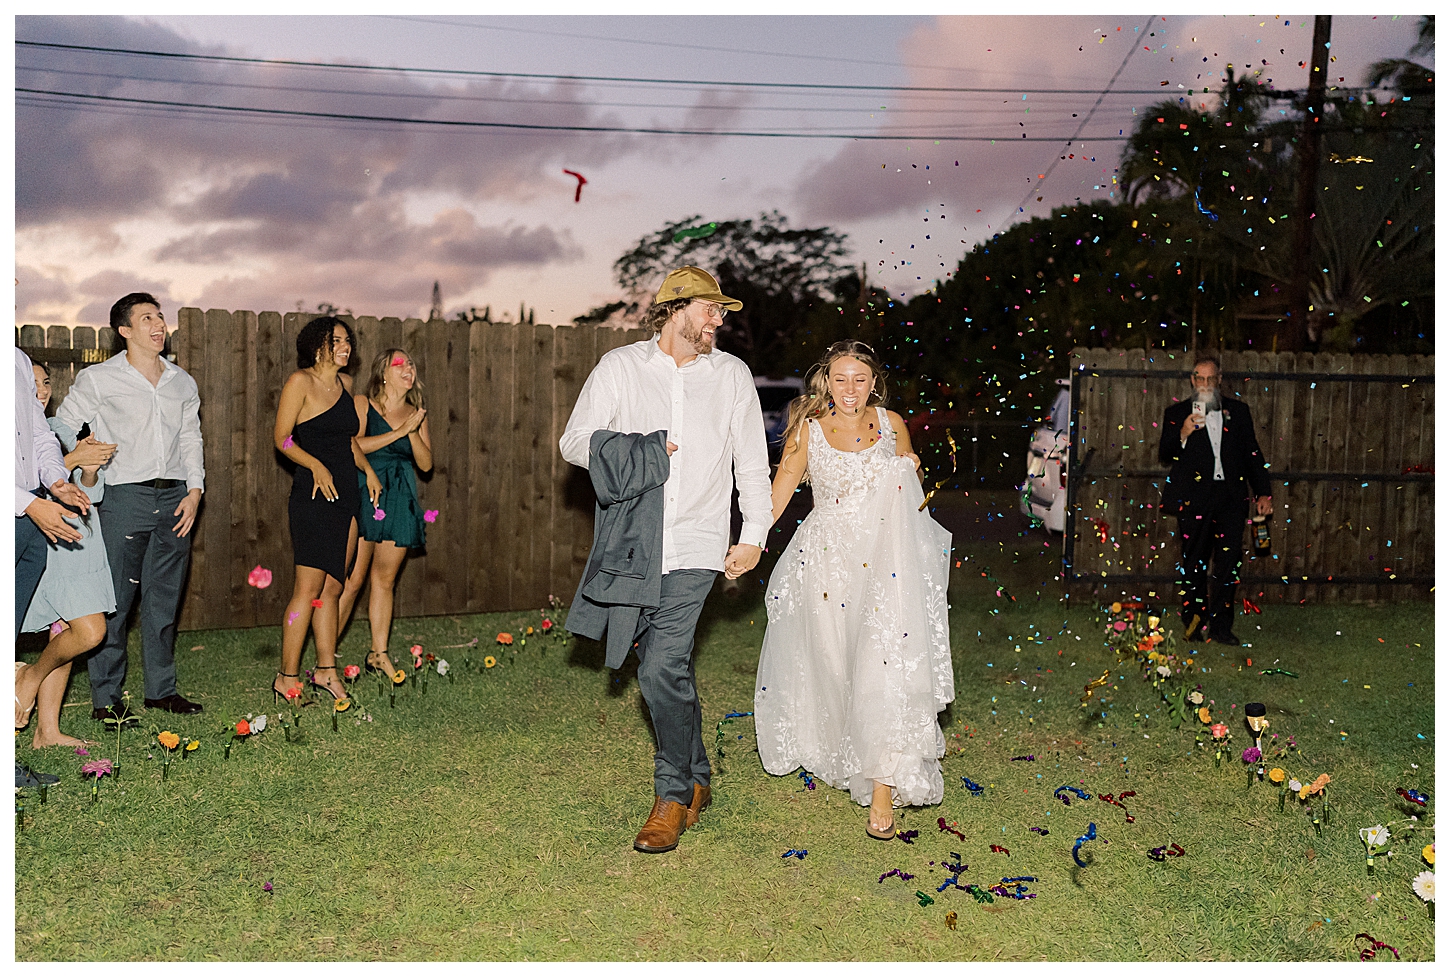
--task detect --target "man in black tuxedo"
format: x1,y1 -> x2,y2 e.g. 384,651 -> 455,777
1157,354 -> 1273,645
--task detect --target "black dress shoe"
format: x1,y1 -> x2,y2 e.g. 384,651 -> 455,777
91,704 -> 131,722
144,693 -> 203,715
1209,630 -> 1241,646
16,761 -> 60,788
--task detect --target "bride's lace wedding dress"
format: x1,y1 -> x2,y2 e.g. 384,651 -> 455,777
754,406 -> 954,807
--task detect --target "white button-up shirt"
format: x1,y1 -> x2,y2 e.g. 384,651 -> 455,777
55,351 -> 205,492
1205,408 -> 1225,480
560,337 -> 772,573
14,348 -> 69,516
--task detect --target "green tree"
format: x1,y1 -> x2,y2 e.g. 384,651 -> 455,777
609,211 -> 853,372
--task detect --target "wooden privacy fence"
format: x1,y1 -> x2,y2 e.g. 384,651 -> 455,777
21,313 -> 650,632
1063,347 -> 1434,604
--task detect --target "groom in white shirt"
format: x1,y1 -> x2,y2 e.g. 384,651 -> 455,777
561,266 -> 773,853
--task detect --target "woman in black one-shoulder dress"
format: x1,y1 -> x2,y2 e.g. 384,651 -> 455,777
272,317 -> 381,705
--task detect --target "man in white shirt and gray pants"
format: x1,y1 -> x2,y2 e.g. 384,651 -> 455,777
55,292 -> 206,721
561,266 -> 773,854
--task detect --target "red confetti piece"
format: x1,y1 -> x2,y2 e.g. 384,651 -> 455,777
937,817 -> 965,841
990,844 -> 1010,856
562,168 -> 588,202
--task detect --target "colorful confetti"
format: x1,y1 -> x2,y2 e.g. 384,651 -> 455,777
1073,823 -> 1098,868
562,168 -> 587,202
938,817 -> 966,841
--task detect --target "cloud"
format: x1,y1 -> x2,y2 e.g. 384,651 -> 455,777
15,266 -> 75,322
792,15 -> 1427,228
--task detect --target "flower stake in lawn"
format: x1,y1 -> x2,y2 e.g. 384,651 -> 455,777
100,696 -> 138,781
282,686 -> 304,741
155,730 -> 180,780
436,657 -> 451,683
184,738 -> 200,759
1360,824 -> 1390,875
1411,871 -> 1434,916
226,719 -> 251,759
390,669 -> 405,708
343,664 -> 360,685
331,697 -> 351,732
1242,747 -> 1262,789
1210,723 -> 1231,767
82,757 -> 112,803
1269,768 -> 1288,810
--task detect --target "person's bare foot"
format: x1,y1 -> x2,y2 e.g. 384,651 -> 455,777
16,662 -> 37,729
32,731 -> 91,749
868,781 -> 895,834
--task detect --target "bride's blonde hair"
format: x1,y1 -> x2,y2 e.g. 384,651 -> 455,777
783,340 -> 888,453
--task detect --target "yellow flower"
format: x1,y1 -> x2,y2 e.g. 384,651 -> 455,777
1184,659 -> 1194,667
1147,615 -> 1160,629
1424,844 -> 1435,866
184,740 -> 199,752
484,656 -> 497,669
1298,785 -> 1311,801
157,731 -> 180,750
526,626 -> 535,635
392,669 -> 406,685
1110,602 -> 1122,613
334,699 -> 351,712
1268,768 -> 1285,784
1197,707 -> 1212,724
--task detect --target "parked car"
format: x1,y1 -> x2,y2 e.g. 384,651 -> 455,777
755,376 -> 805,462
1019,380 -> 1071,533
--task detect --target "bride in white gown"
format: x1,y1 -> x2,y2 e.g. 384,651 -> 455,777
754,341 -> 954,839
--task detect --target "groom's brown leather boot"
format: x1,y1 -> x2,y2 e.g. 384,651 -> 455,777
685,783 -> 711,828
633,796 -> 689,853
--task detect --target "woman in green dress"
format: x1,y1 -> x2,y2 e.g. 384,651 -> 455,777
338,348 -> 432,676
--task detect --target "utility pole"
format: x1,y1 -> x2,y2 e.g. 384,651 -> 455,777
1285,15 -> 1332,352
429,281 -> 443,321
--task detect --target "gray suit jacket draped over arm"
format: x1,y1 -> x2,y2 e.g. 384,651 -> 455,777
566,428 -> 671,668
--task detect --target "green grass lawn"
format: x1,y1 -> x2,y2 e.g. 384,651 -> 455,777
14,492 -> 1436,961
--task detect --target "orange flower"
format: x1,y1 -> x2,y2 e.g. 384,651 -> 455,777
496,632 -> 514,645
1197,707 -> 1211,724
235,720 -> 251,736
157,731 -> 180,750
1308,773 -> 1331,795
1137,639 -> 1154,652
392,669 -> 406,685
526,626 -> 535,635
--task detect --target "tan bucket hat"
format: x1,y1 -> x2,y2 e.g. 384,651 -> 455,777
653,266 -> 743,311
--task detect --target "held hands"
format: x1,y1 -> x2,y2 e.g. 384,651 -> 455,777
26,496 -> 83,544
172,488 -> 202,537
665,441 -> 678,457
310,463 -> 339,502
723,543 -> 761,580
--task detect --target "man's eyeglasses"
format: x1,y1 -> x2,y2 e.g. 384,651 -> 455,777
694,301 -> 728,320
1191,372 -> 1219,383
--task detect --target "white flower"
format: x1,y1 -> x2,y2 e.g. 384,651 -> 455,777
1411,870 -> 1434,903
436,659 -> 449,676
250,713 -> 267,733
1361,825 -> 1389,848
1156,665 -> 1172,678
1287,779 -> 1302,792
1187,690 -> 1204,705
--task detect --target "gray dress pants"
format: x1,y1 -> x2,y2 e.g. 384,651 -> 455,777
88,483 -> 191,706
633,568 -> 718,806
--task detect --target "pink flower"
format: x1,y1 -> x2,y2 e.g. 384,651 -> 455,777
423,509 -> 439,523
74,747 -> 89,756
81,758 -> 113,779
343,664 -> 360,680
1211,723 -> 1229,740
1112,621 -> 1128,632
541,619 -> 553,631
373,507 -> 386,521
1242,747 -> 1262,764
247,565 -> 273,589
410,644 -> 423,658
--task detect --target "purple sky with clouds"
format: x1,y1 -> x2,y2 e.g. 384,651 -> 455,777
13,12 -> 1427,328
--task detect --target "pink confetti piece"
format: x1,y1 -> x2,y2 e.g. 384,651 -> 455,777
390,355 -> 406,367
247,565 -> 273,589
287,611 -> 300,626
373,508 -> 387,521
423,509 -> 439,523
282,435 -> 294,450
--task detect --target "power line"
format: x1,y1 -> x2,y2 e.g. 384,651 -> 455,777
1002,16 -> 1155,227
13,39 -> 1242,97
16,86 -> 1136,142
